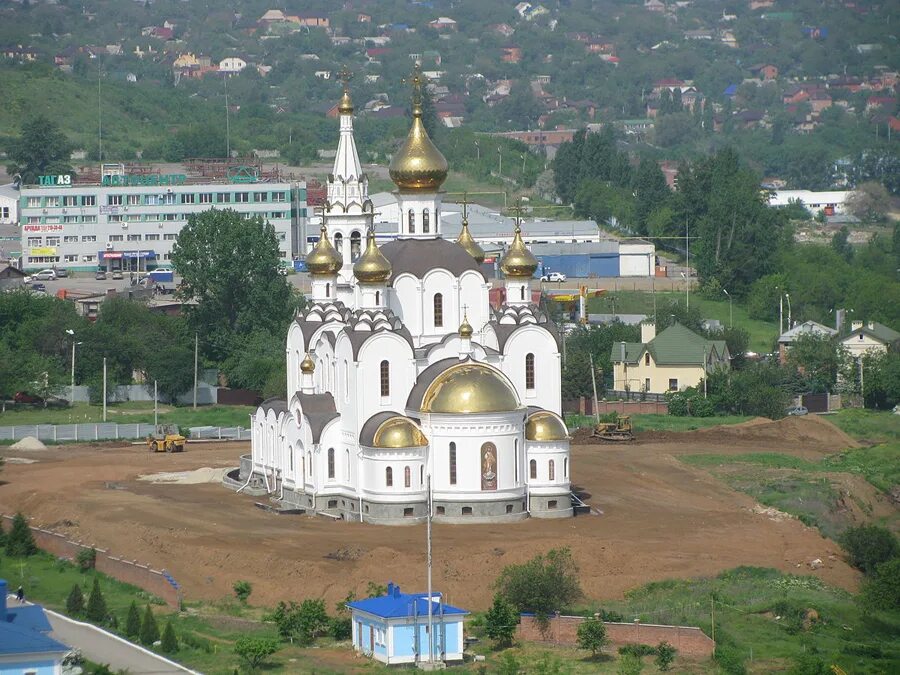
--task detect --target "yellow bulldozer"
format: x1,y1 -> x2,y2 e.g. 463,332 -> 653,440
147,425 -> 186,453
591,415 -> 635,442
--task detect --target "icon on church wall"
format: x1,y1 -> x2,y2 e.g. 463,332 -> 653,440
481,442 -> 497,490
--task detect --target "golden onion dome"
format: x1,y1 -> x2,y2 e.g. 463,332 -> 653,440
300,353 -> 315,373
306,224 -> 342,276
338,89 -> 354,115
388,105 -> 449,192
353,228 -> 392,283
421,362 -> 520,414
373,416 -> 428,448
459,313 -> 473,339
525,410 -> 570,442
456,218 -> 485,264
500,224 -> 538,279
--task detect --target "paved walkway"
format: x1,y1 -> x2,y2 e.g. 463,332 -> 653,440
9,597 -> 197,674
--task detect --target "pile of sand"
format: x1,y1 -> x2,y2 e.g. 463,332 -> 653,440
9,436 -> 47,451
3,457 -> 38,464
138,467 -> 229,485
696,415 -> 860,451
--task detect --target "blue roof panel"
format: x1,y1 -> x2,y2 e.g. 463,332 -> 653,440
0,622 -> 69,655
7,605 -> 54,633
347,584 -> 468,619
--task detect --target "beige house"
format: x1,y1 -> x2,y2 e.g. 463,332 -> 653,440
840,321 -> 900,359
610,323 -> 730,395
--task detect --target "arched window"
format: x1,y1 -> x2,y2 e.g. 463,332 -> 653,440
525,353 -> 535,390
564,458 -> 568,478
404,466 -> 411,488
345,448 -> 350,480
423,208 -> 430,233
289,445 -> 294,471
375,290 -> 380,305
380,360 -> 390,397
520,286 -> 526,300
514,439 -> 519,482
350,231 -> 361,261
408,209 -> 415,234
449,442 -> 457,485
302,454 -> 305,483
433,293 -> 443,327
334,232 -> 343,254
344,360 -> 349,401
325,282 -> 331,297
327,448 -> 335,479
420,465 -> 424,486
385,466 -> 393,487
529,459 -> 537,479
549,459 -> 555,481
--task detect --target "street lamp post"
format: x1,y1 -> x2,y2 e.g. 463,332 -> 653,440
722,289 -> 732,328
65,329 -> 76,405
474,140 -> 480,160
785,293 -> 791,329
497,147 -> 503,177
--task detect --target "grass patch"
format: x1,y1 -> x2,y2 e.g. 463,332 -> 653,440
565,413 -> 754,432
681,453 -> 817,471
0,403 -> 254,429
829,409 -> 900,443
821,442 -> 900,495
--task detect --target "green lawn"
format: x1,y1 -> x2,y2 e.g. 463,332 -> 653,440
0,402 -> 254,429
587,290 -> 779,353
828,409 -> 900,443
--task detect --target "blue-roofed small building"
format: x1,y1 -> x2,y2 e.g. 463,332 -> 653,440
346,582 -> 468,665
0,579 -> 70,675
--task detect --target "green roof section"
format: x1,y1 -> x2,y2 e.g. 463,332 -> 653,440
610,323 -> 730,366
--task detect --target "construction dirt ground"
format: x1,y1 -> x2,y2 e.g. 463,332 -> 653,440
0,416 -> 865,611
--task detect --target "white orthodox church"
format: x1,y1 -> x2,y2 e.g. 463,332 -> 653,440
238,75 -> 572,524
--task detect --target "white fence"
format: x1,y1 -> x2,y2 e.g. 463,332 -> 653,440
0,423 -> 158,442
188,426 -> 251,441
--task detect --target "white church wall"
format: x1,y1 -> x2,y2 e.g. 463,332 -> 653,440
359,447 -> 427,502
392,275 -> 422,338
501,328 -> 562,416
458,271 -> 490,331
525,441 -> 570,493
420,269 -> 458,343
356,333 -> 417,423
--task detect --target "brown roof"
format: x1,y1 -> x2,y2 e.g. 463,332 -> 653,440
380,238 -> 485,282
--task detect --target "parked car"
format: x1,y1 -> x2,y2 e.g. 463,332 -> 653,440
111,270 -> 123,280
95,270 -> 107,280
32,269 -> 57,280
541,272 -> 567,282
55,268 -> 69,278
14,391 -> 42,404
786,406 -> 809,416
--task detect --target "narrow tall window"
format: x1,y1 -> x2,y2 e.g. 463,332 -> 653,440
420,465 -> 424,486
408,209 -> 415,233
380,360 -> 390,397
404,466 -> 411,488
423,208 -> 430,233
327,448 -> 335,479
529,459 -> 537,479
520,286 -> 526,300
514,439 -> 519,482
549,459 -> 555,481
525,353 -> 535,390
564,458 -> 568,478
334,232 -> 343,254
433,293 -> 443,327
345,449 -> 350,480
350,231 -> 361,261
325,282 -> 331,297
375,290 -> 380,305
449,442 -> 457,485
385,467 -> 393,487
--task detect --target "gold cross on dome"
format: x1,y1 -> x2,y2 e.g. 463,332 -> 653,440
402,63 -> 425,107
337,65 -> 353,91
460,192 -> 470,223
509,197 -> 526,232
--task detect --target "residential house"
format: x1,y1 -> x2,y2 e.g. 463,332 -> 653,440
296,15 -> 329,28
516,3 -> 550,20
347,582 -> 468,666
0,579 -> 71,674
866,96 -> 896,112
610,323 -> 730,395
749,64 -> 778,80
777,321 -> 838,364
644,0 -> 666,12
219,57 -> 247,75
501,46 -> 522,63
809,92 -> 833,113
492,23 -> 516,37
720,30 -> 739,48
357,13 -> 372,23
840,321 -> 900,359
428,17 -> 458,31
749,0 -> 775,9
587,39 -> 615,54
0,45 -> 39,61
684,29 -> 714,41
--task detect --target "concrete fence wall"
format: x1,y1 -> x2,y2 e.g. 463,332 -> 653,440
517,614 -> 715,658
563,397 -> 669,416
2,515 -> 182,609
0,422 -> 158,442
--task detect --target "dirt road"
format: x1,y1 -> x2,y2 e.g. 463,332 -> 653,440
0,417 -> 861,611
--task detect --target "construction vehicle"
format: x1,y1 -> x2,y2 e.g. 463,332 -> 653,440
147,425 -> 186,453
592,415 -> 635,442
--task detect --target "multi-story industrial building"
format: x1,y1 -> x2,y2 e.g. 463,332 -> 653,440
18,171 -> 308,272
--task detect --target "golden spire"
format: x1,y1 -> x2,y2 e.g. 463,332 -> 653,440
306,223 -> 342,276
455,194 -> 485,264
337,65 -> 353,115
353,226 -> 392,283
459,310 -> 473,338
388,64 -> 448,191
300,353 -> 315,373
499,203 -> 538,279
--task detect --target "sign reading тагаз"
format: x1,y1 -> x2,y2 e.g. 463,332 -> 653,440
101,174 -> 187,187
38,175 -> 73,186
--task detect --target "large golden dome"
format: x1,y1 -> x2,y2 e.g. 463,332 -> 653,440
525,410 -> 569,441
499,224 -> 538,279
388,106 -> 448,192
338,89 -> 354,115
306,224 -> 342,276
456,217 -> 485,264
353,228 -> 392,283
421,362 -> 520,414
373,416 -> 428,448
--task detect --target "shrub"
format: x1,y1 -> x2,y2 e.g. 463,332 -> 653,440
76,548 -> 97,571
839,525 -> 899,575
234,636 -> 278,669
5,512 -> 37,557
232,580 -> 252,604
161,620 -> 178,653
180,631 -> 214,653
494,547 -> 583,621
597,608 -> 624,622
484,593 -> 518,648
329,616 -> 352,640
576,617 -> 607,658
266,598 -> 330,644
86,578 -> 108,623
788,652 -> 830,675
618,644 -> 656,657
140,605 -> 160,645
617,653 -> 644,675
860,558 -> 900,611
125,601 -> 141,639
655,641 -> 676,671
715,644 -> 747,675
66,583 -> 84,616
495,651 -> 521,675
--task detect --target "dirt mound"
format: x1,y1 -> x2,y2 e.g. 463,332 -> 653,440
695,415 -> 859,452
9,436 -> 47,451
138,467 -> 229,484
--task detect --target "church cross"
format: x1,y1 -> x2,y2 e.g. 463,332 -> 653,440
509,197 -> 526,232
402,63 -> 425,108
337,65 -> 353,91
460,191 -> 470,223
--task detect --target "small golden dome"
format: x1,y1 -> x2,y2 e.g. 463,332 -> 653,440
421,362 -> 520,414
456,218 -> 485,264
353,228 -> 392,283
306,225 -> 343,276
300,353 -> 315,373
338,89 -> 353,115
388,107 -> 449,192
525,411 -> 569,441
500,224 -> 538,279
459,312 -> 473,338
373,416 -> 428,448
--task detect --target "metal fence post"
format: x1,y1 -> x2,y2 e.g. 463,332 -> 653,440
115,424 -> 119,440
95,424 -> 99,441
53,426 -> 57,442
74,424 -> 78,442
218,427 -> 222,440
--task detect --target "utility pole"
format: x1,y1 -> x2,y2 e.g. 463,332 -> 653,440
102,357 -> 107,422
722,288 -> 732,328
154,380 -> 159,429
779,293 -> 784,335
224,75 -> 231,159
193,332 -> 199,410
685,220 -> 690,311
426,473 -> 434,666
589,353 -> 601,424
711,596 -> 716,644
858,358 -> 864,407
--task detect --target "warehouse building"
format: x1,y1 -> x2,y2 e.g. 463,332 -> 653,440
17,170 -> 309,272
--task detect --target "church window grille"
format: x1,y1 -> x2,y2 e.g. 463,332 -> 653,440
380,360 -> 390,397
423,209 -> 430,233
327,448 -> 335,479
433,293 -> 443,327
404,466 -> 411,488
549,459 -> 555,481
385,466 -> 393,487
449,443 -> 457,485
408,209 -> 415,233
334,232 -> 343,254
525,353 -> 535,390
529,459 -> 537,479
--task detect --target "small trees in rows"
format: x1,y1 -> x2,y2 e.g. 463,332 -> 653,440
86,578 -> 108,623
161,620 -> 178,653
66,584 -> 85,616
5,512 -> 37,557
125,601 -> 142,639
140,605 -> 160,646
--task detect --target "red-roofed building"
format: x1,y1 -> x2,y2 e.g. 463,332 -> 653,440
502,46 -> 522,63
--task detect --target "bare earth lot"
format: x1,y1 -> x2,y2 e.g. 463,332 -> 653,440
0,416 -> 861,611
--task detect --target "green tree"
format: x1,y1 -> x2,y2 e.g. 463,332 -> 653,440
484,593 -> 518,648
233,580 -> 252,604
860,558 -> 900,611
576,617 -> 606,658
66,583 -> 85,616
5,115 -> 74,185
495,548 -> 583,621
839,525 -> 899,576
125,601 -> 141,638
830,226 -> 854,262
140,605 -> 160,645
861,351 -> 900,409
5,512 -> 37,557
160,620 -> 178,653
617,652 -> 644,674
655,641 -> 677,671
632,157 -> 670,235
171,209 -> 299,362
86,578 -> 108,623
785,333 -> 846,393
845,181 -> 891,223
234,636 -> 279,669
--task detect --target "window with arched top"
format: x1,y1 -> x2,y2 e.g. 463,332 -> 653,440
529,459 -> 537,480
549,459 -> 555,481
375,290 -> 380,305
423,208 -> 430,233
345,448 -> 350,479
385,466 -> 393,487
408,209 -> 415,233
564,458 -> 568,478
449,442 -> 457,485
520,286 -> 526,300
350,231 -> 361,261
327,448 -> 335,479
334,232 -> 343,254
433,293 -> 443,327
404,466 -> 411,488
380,360 -> 390,397
525,353 -> 535,390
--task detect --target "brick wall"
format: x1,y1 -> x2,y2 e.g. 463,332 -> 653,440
563,398 -> 669,416
517,615 -> 714,658
3,515 -> 181,609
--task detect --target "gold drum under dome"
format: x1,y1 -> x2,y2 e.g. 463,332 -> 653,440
525,411 -> 570,441
388,109 -> 449,192
500,224 -> 538,279
373,416 -> 428,448
353,228 -> 392,283
305,225 -> 342,276
421,362 -> 520,414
